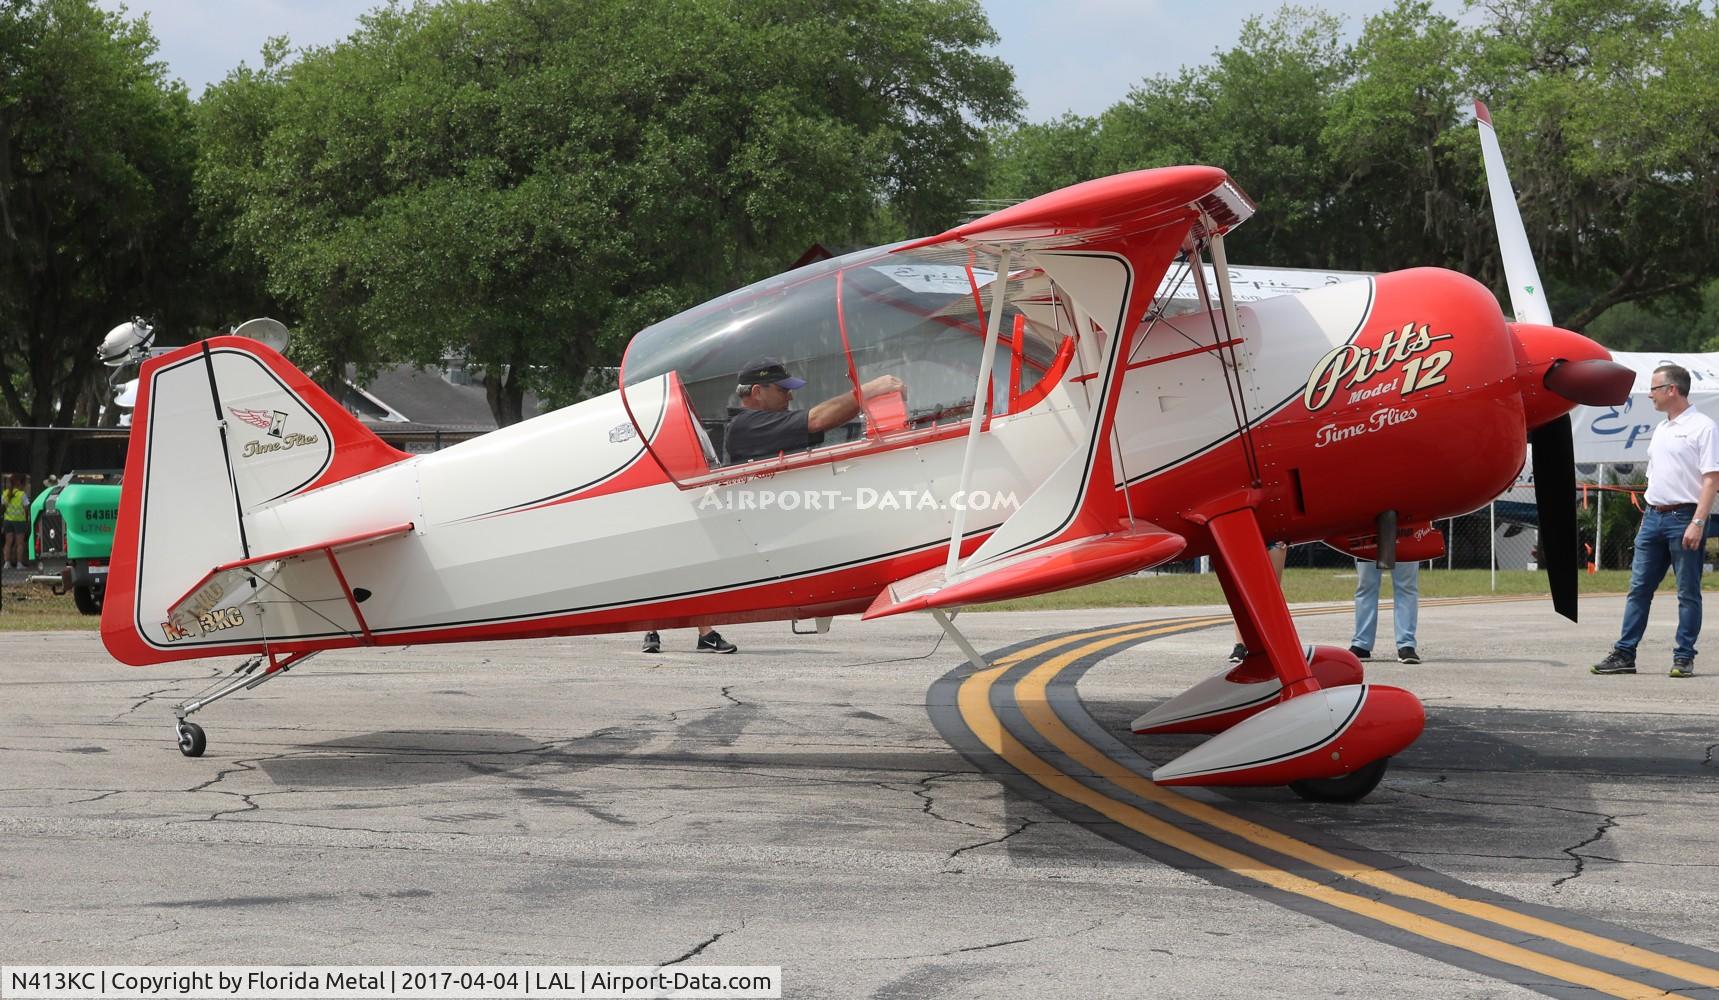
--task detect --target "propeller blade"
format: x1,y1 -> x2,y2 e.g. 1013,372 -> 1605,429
1544,358 -> 1635,407
1476,102 -> 1554,326
1530,414 -> 1579,621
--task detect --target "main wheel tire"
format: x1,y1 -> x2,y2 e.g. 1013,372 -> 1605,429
1289,756 -> 1389,803
73,583 -> 102,615
177,722 -> 206,758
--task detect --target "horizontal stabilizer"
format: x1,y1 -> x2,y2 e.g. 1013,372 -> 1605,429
167,522 -> 414,639
863,522 -> 1185,620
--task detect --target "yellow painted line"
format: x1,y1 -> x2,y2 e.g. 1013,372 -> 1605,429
985,592 -> 1544,671
988,615 -> 1233,668
958,662 -> 1689,999
1001,625 -> 1719,989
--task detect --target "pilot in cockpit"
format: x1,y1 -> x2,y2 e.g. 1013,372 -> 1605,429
726,357 -> 903,464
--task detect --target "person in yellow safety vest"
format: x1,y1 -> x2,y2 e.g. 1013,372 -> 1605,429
1,474 -> 30,570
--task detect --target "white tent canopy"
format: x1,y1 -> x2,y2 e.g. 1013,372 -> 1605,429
1571,351 -> 1719,465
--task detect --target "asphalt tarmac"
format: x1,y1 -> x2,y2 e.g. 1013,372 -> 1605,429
2,595 -> 1717,998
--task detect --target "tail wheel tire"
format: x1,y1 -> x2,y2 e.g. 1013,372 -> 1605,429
1289,756 -> 1389,803
177,722 -> 206,758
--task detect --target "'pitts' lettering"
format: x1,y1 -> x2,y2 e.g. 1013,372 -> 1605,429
1303,322 -> 1453,412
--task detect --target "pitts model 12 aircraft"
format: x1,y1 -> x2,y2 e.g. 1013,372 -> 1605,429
101,103 -> 1629,801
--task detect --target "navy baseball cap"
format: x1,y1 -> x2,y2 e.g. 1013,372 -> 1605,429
737,357 -> 806,390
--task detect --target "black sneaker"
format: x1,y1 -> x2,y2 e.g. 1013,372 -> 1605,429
697,630 -> 737,654
1671,656 -> 1696,678
1591,649 -> 1636,675
1229,643 -> 1247,664
1348,645 -> 1371,660
1397,646 -> 1421,664
641,630 -> 660,653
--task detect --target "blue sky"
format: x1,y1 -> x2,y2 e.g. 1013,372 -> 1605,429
101,0 -> 1467,120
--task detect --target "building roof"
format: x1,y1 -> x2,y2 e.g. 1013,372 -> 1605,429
333,364 -> 548,433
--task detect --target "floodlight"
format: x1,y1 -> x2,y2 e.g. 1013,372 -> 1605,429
233,317 -> 291,353
98,319 -> 155,367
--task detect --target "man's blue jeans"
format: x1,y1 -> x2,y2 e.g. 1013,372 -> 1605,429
1616,507 -> 1705,660
1353,560 -> 1419,651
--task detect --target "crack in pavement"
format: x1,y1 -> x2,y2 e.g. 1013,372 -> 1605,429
1583,853 -> 1719,869
662,920 -> 741,967
1395,849 -> 1572,863
1553,813 -> 1621,889
948,817 -> 1035,863
183,757 -> 267,823
67,789 -> 123,804
120,684 -> 187,719
875,918 -> 1108,960
909,772 -> 986,830
115,667 -> 225,721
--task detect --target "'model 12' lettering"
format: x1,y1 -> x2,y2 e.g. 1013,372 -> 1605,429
1304,321 -> 1454,412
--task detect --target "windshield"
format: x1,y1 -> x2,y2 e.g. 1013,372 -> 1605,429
621,243 -> 1073,481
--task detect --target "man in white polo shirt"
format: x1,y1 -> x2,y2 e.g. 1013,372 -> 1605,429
1594,364 -> 1719,677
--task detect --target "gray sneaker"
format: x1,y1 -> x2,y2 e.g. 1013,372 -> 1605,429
1671,656 -> 1695,678
1592,649 -> 1636,675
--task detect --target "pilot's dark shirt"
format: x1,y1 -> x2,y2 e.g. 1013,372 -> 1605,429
726,408 -> 825,463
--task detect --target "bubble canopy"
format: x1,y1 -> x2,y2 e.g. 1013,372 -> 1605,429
619,242 -> 1075,485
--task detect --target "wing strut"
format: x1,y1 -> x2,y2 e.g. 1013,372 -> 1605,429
946,248 -> 1012,576
1191,232 -> 1262,487
930,609 -> 989,671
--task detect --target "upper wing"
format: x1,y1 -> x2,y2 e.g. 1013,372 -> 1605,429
899,166 -> 1253,257
867,168 -> 1254,614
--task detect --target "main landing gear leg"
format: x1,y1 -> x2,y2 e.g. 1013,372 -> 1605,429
1207,514 -> 1401,801
1208,511 -> 1313,695
172,650 -> 317,757
1149,507 -> 1423,800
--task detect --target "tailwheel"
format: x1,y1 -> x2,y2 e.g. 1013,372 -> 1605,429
176,721 -> 206,758
1289,756 -> 1389,803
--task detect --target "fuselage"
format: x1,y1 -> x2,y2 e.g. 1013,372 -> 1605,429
103,259 -> 1581,666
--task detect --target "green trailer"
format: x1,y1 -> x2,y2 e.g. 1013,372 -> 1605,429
29,471 -> 122,615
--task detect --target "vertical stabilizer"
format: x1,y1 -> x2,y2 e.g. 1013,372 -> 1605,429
102,337 -> 409,664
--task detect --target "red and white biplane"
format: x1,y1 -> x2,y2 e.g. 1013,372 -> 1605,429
101,103 -> 1629,801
